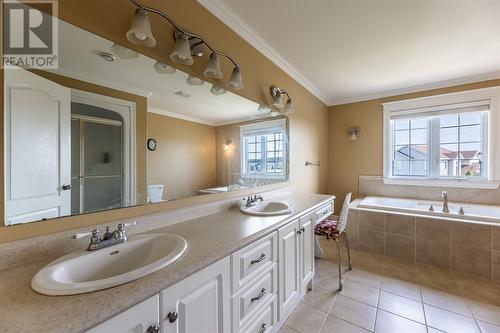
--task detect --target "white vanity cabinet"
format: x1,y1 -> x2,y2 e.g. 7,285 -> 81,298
299,212 -> 314,294
160,257 -> 231,333
86,294 -> 160,333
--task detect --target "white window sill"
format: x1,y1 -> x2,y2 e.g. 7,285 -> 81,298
383,177 -> 500,189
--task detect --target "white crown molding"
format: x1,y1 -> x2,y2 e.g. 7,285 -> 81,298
329,71 -> 500,106
197,0 -> 330,106
148,107 -> 216,126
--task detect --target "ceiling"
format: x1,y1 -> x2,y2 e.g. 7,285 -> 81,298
200,0 -> 500,105
50,20 -> 263,126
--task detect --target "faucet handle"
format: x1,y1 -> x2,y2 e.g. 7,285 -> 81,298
117,220 -> 138,231
72,229 -> 98,240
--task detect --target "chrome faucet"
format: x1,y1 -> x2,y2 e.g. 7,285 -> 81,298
72,221 -> 138,251
441,191 -> 449,213
245,195 -> 264,207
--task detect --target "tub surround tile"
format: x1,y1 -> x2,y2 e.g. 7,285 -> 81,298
493,228 -> 500,251
385,234 -> 415,262
385,214 -> 415,237
493,251 -> 500,282
415,217 -> 451,242
451,223 -> 492,250
451,242 -> 492,278
358,229 -> 385,254
359,211 -> 385,232
416,238 -> 450,269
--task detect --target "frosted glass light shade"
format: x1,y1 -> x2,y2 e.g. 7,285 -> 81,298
203,53 -> 223,79
170,33 -> 194,65
271,93 -> 284,109
284,98 -> 294,114
226,67 -> 244,90
153,61 -> 176,74
126,8 -> 156,47
186,74 -> 204,86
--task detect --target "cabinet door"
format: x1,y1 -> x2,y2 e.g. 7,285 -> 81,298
278,219 -> 300,320
87,294 -> 159,333
160,257 -> 230,333
300,212 -> 315,293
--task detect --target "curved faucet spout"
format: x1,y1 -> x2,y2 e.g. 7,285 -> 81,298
441,191 -> 449,213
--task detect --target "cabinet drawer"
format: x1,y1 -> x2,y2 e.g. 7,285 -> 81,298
239,294 -> 277,333
231,232 -> 277,293
232,264 -> 277,332
316,202 -> 333,222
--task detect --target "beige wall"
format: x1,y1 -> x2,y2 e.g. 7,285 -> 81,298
0,0 -> 328,242
328,79 -> 500,212
147,113 -> 216,199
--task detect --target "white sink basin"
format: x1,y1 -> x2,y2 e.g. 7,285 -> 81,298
240,201 -> 293,216
31,233 -> 187,296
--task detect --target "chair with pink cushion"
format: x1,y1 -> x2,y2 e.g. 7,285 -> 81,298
314,192 -> 352,291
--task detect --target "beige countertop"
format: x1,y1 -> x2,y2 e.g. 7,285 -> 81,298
0,192 -> 333,333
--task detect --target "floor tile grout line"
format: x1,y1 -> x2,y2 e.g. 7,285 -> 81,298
372,284 -> 382,332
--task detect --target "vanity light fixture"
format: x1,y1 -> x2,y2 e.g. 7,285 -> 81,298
348,127 -> 360,140
210,84 -> 227,96
270,86 -> 294,113
186,74 -> 204,86
110,43 -> 139,59
258,104 -> 272,113
153,61 -> 176,74
127,0 -> 244,90
223,140 -> 232,151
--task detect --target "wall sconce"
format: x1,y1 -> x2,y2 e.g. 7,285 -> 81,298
348,127 -> 360,140
223,140 -> 233,151
127,0 -> 244,90
270,86 -> 294,114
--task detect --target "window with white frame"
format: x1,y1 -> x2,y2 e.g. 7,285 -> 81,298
384,98 -> 491,182
240,119 -> 288,179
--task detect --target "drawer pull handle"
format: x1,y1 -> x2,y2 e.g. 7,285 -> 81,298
251,288 -> 266,302
147,324 -> 160,333
167,311 -> 179,323
258,323 -> 267,333
300,227 -> 305,233
251,253 -> 266,264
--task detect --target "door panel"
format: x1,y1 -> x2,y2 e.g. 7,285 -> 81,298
278,219 -> 300,320
4,69 -> 71,224
300,213 -> 315,293
160,257 -> 230,333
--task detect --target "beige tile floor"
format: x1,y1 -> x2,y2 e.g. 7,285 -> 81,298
280,249 -> 500,333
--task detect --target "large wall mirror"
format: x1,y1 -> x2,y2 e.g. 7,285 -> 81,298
3,14 -> 289,226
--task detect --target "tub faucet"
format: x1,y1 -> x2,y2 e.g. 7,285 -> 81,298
441,191 -> 449,213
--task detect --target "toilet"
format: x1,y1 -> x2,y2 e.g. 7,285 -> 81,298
147,184 -> 165,203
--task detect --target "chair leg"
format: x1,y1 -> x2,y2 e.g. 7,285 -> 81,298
344,231 -> 352,271
334,238 -> 343,291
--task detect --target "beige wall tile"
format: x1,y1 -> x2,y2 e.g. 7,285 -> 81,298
492,227 -> 500,251
385,234 -> 415,262
451,223 -> 491,249
385,214 -> 415,236
346,209 -> 359,242
359,211 -> 385,231
451,242 -> 492,278
359,229 -> 385,254
493,251 -> 500,282
416,238 -> 450,269
415,218 -> 450,242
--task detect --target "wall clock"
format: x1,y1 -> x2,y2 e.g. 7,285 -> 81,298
147,138 -> 157,151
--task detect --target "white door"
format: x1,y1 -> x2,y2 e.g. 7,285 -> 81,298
300,213 -> 315,293
87,294 -> 159,333
4,69 -> 71,225
160,257 -> 230,333
278,219 -> 300,321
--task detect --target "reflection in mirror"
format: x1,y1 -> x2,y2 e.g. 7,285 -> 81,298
3,13 -> 289,226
